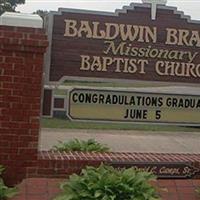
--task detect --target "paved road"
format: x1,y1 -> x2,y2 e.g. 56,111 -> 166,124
39,129 -> 200,153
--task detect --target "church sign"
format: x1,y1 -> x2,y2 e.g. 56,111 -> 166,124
45,2 -> 200,84
68,88 -> 200,125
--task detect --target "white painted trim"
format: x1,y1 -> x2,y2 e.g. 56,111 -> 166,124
142,0 -> 167,20
0,12 -> 43,28
53,95 -> 66,111
46,75 -> 200,88
44,12 -> 54,84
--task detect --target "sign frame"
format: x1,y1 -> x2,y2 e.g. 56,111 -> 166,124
67,87 -> 200,126
44,3 -> 200,86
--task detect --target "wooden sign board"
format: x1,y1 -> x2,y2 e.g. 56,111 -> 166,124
67,88 -> 200,126
45,3 -> 200,84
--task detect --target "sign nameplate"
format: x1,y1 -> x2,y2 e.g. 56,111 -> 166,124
68,88 -> 200,126
109,162 -> 200,178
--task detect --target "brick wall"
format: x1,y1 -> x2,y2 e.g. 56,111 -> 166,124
31,151 -> 200,179
0,25 -> 48,185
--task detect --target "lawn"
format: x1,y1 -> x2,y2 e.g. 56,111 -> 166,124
41,118 -> 199,132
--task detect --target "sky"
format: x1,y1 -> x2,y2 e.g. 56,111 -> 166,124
16,0 -> 200,21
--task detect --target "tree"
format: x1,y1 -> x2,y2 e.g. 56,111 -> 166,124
0,0 -> 25,15
34,10 -> 48,20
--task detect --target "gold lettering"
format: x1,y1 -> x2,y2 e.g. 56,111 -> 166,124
155,61 -> 200,78
138,26 -> 145,42
127,59 -> 137,73
91,56 -> 102,71
168,51 -> 179,60
188,52 -> 198,63
77,21 -> 92,38
138,59 -> 148,74
166,28 -> 178,45
155,61 -> 167,76
119,24 -> 139,41
105,23 -> 119,40
103,41 -> 126,55
92,22 -> 106,39
186,63 -> 197,77
114,58 -> 124,72
102,57 -> 113,71
145,27 -> 157,43
64,19 -> 77,37
80,55 -> 91,71
178,29 -> 190,46
164,61 -> 176,76
190,31 -> 200,47
183,167 -> 192,175
174,63 -> 186,77
196,64 -> 200,77
160,167 -> 180,175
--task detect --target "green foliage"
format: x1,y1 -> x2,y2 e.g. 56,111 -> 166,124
54,164 -> 160,200
41,118 -> 198,132
0,0 -> 25,15
53,139 -> 110,153
0,165 -> 18,199
33,9 -> 48,20
196,187 -> 200,196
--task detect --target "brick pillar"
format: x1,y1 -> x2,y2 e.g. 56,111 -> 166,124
0,13 -> 48,185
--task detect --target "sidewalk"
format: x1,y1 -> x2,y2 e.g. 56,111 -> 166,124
40,129 -> 200,153
11,178 -> 200,200
11,129 -> 200,200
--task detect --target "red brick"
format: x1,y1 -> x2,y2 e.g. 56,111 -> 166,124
2,95 -> 21,102
0,37 -> 10,43
3,31 -> 23,38
3,83 -> 18,89
0,63 -> 13,69
0,116 -> 10,121
0,102 -> 10,107
192,180 -> 200,186
177,186 -> 196,194
0,89 -> 12,95
0,75 -> 13,82
175,180 -> 193,187
0,25 -> 48,185
178,194 -> 198,200
12,103 -> 31,110
1,122 -> 20,128
0,56 -> 3,62
5,57 -> 24,63
158,180 -> 177,187
29,34 -> 47,40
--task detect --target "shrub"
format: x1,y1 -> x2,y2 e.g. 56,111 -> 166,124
196,187 -> 200,197
54,164 -> 160,200
52,138 -> 110,153
0,165 -> 18,199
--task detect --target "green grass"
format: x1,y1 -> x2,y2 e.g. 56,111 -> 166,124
41,118 -> 199,132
